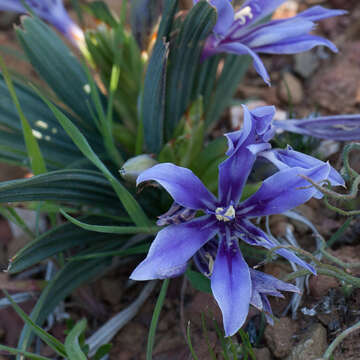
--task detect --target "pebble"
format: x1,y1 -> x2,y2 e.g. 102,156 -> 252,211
265,317 -> 297,358
285,323 -> 327,360
278,72 -> 304,105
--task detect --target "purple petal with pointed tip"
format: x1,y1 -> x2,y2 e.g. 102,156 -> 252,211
218,106 -> 274,204
261,147 -> 344,187
130,216 -> 218,280
237,220 -> 316,274
273,115 -> 360,141
137,163 -> 217,210
238,163 -> 331,217
211,232 -> 251,337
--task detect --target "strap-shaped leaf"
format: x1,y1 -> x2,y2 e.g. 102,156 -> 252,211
0,56 -> 46,175
0,169 -> 119,208
17,253 -> 116,356
165,1 -> 216,139
61,210 -> 159,235
8,215 -> 124,274
36,94 -> 150,227
142,40 -> 169,153
205,55 -> 251,128
65,319 -> 87,360
3,291 -> 67,358
16,17 -> 103,127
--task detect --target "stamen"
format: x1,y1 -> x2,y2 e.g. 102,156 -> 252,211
234,6 -> 253,25
205,252 -> 215,277
215,205 -> 236,222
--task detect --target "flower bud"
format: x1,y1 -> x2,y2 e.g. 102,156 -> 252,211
119,154 -> 157,183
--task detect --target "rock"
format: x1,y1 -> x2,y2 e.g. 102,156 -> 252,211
294,52 -> 320,78
309,275 -> 339,299
278,72 -> 304,105
264,317 -> 297,358
308,42 -> 360,113
285,323 -> 327,360
253,347 -> 272,360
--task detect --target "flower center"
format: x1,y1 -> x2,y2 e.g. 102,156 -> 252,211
234,6 -> 253,25
215,205 -> 236,222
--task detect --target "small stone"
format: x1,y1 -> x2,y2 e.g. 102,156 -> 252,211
294,52 -> 320,78
253,347 -> 272,360
285,323 -> 327,360
309,275 -> 339,299
265,317 -> 297,358
278,72 -> 304,105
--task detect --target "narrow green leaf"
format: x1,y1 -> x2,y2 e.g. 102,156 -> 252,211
16,17 -> 100,127
33,90 -> 150,227
93,344 -> 112,360
205,55 -> 251,129
65,319 -> 88,360
146,280 -> 169,360
0,344 -> 51,360
0,55 -> 46,175
3,290 -> 67,358
17,255 -> 115,355
70,243 -> 150,260
187,322 -> 200,360
142,39 -> 169,153
83,1 -> 118,27
61,209 -> 158,234
165,2 -> 216,138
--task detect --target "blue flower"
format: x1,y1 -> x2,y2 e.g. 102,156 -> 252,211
131,105 -> 343,336
273,113 -> 360,141
0,0 -> 84,47
195,0 -> 346,84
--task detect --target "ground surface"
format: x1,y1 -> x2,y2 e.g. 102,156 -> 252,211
0,0 -> 360,359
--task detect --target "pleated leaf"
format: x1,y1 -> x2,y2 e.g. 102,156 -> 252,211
165,1 -> 216,139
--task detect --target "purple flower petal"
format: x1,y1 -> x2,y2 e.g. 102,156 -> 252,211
137,163 -> 217,210
254,34 -> 338,54
218,106 -> 274,204
238,163 -> 331,217
273,114 -> 360,141
297,5 -> 347,21
211,232 -> 251,336
261,146 -> 345,187
130,215 -> 218,280
217,42 -> 271,84
209,0 -> 235,36
236,220 -> 316,274
0,0 -> 84,46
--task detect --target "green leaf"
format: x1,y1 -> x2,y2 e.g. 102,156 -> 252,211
165,1 -> 216,139
3,290 -> 67,358
17,254 -> 115,355
146,279 -> 169,360
93,344 -> 112,360
0,55 -> 46,175
8,215 -> 125,274
70,243 -> 150,261
61,209 -> 158,234
16,17 -> 102,128
186,268 -> 211,293
83,1 -> 118,27
0,169 -> 119,209
32,91 -> 150,227
205,55 -> 251,129
157,0 -> 178,41
142,40 -> 169,153
0,344 -> 51,360
65,319 -> 88,360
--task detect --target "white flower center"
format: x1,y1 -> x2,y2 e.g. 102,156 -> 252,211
234,6 -> 253,25
215,205 -> 236,222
